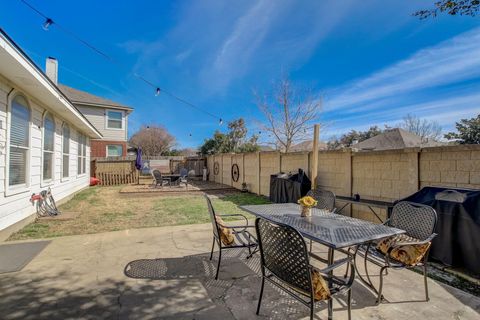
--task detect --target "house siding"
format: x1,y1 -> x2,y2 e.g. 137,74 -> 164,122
0,75 -> 91,232
75,104 -> 128,141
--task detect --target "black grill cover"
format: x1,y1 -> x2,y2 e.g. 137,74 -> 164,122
400,187 -> 480,273
269,169 -> 311,204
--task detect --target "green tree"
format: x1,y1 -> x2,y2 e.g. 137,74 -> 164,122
444,114 -> 480,144
327,126 -> 383,149
414,0 -> 480,18
199,118 -> 259,154
199,131 -> 228,155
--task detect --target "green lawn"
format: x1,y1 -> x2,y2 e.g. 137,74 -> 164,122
8,187 -> 270,241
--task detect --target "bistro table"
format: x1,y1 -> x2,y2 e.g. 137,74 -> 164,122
239,203 -> 404,320
163,174 -> 180,185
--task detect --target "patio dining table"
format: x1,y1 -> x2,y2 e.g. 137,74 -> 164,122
239,203 -> 405,320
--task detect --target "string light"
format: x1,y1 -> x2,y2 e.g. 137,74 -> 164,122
42,18 -> 53,30
19,0 -> 224,124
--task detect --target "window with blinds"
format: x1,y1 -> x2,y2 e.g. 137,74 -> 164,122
43,113 -> 55,181
9,95 -> 30,187
107,145 -> 123,157
77,133 -> 87,175
106,110 -> 122,129
63,124 -> 70,178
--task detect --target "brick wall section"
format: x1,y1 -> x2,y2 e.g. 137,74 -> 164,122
259,152 -> 281,196
420,145 -> 480,189
90,140 -> 127,158
351,149 -> 418,222
315,150 -> 350,197
244,153 -> 259,194
281,152 -> 309,173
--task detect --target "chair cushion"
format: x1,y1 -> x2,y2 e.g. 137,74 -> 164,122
215,216 -> 235,246
311,270 -> 331,301
376,234 -> 431,266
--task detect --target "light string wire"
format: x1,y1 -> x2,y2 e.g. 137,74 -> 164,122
19,0 -> 223,123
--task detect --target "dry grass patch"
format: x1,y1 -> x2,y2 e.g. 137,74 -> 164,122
8,186 -> 269,241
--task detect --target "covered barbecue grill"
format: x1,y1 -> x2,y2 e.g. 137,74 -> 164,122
399,187 -> 480,274
269,169 -> 311,204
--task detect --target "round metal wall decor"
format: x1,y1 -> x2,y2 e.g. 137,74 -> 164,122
231,163 -> 240,182
214,162 -> 220,175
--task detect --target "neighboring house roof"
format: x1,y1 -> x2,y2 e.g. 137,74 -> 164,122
258,145 -> 275,152
354,128 -> 446,151
0,28 -> 102,139
58,84 -> 133,112
290,140 -> 327,152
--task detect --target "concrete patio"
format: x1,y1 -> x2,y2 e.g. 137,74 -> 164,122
0,223 -> 478,320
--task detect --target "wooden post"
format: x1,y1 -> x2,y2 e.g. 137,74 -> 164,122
311,124 -> 320,190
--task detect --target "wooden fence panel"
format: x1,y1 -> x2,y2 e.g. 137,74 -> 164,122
93,160 -> 139,186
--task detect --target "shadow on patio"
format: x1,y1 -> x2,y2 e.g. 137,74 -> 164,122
0,224 -> 478,319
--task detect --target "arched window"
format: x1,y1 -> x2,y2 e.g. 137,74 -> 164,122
9,95 -> 31,186
62,124 -> 70,178
43,112 -> 55,181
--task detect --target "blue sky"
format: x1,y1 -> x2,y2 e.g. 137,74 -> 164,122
1,0 -> 479,148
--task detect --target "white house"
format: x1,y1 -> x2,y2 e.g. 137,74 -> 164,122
0,29 -> 102,240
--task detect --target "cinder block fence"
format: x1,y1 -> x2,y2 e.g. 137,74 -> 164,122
207,145 -> 480,222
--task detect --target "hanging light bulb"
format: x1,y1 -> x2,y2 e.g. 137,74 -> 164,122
219,118 -> 223,125
42,18 -> 54,31
155,88 -> 161,96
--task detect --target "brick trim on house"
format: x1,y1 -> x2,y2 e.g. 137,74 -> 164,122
90,140 -> 127,158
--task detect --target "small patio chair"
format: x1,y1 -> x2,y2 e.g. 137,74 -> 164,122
178,168 -> 188,189
255,218 -> 354,320
205,195 -> 258,280
306,189 -> 336,212
361,201 -> 437,304
152,169 -> 171,188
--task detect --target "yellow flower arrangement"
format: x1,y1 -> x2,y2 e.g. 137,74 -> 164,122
298,196 -> 318,208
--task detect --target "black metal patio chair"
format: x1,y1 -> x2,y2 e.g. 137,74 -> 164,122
306,189 -> 336,212
178,168 -> 188,189
205,195 -> 258,280
255,217 -> 355,320
152,169 -> 171,188
360,201 -> 437,304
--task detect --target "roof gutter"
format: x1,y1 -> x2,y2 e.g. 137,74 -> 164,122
0,28 -> 102,139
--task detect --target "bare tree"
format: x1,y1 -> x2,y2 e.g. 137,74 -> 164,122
399,114 -> 442,141
129,125 -> 176,156
255,77 -> 322,152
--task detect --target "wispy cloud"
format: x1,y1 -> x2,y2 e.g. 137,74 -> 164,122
325,27 -> 480,111
203,0 -> 355,92
320,27 -> 480,138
